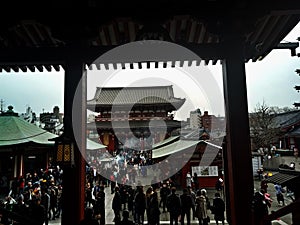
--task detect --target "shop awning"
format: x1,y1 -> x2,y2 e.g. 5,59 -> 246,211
152,137 -> 223,159
86,139 -> 107,150
152,139 -> 200,159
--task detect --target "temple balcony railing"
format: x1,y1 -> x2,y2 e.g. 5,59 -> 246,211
95,115 -> 174,122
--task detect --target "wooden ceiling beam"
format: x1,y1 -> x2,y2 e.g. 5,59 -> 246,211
0,43 -> 227,67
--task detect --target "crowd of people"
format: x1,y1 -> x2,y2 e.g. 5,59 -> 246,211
1,158 -> 291,225
84,175 -> 226,225
0,164 -> 227,225
0,168 -> 63,225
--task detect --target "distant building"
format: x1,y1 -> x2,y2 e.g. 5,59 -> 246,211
0,105 -> 18,117
190,108 -> 201,129
20,106 -> 37,123
39,106 -> 63,134
201,111 -> 225,133
86,85 -> 185,153
181,110 -> 225,140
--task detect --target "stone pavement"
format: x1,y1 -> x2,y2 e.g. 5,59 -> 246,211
49,156 -> 299,225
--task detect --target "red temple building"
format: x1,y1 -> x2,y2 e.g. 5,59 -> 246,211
87,85 -> 185,154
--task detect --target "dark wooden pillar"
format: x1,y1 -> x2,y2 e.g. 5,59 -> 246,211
222,35 -> 254,225
62,56 -> 86,225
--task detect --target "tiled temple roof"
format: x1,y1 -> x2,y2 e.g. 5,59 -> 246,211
87,85 -> 185,111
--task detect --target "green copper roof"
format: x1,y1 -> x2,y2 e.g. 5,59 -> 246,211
0,116 -> 58,146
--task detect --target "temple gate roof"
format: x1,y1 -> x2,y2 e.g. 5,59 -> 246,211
87,85 -> 186,111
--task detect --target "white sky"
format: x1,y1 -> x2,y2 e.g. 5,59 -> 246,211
0,22 -> 299,121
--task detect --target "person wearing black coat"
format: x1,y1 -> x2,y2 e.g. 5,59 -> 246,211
148,192 -> 160,225
134,186 -> 146,225
79,207 -> 99,225
166,187 -> 181,225
211,192 -> 225,225
112,186 -> 122,224
180,188 -> 194,225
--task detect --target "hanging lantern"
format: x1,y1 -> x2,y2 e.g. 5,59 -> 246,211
49,134 -> 75,167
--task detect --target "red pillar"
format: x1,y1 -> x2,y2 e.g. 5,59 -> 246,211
62,56 -> 86,225
222,34 -> 254,225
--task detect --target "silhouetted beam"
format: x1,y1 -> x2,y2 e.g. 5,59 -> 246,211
36,65 -> 43,72
20,66 -> 27,72
12,66 -> 19,72
3,66 -> 10,72
45,65 -> 52,72
275,42 -> 299,56
28,65 -> 35,72
0,46 -> 114,65
0,44 -> 226,67
52,65 -> 60,71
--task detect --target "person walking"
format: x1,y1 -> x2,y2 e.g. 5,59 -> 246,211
195,189 -> 209,225
192,173 -> 199,192
274,183 -> 285,206
95,185 -> 105,225
215,178 -> 224,197
187,186 -> 196,220
211,192 -> 225,225
112,186 -> 122,224
148,192 -> 160,225
260,179 -> 268,194
166,187 -> 181,225
159,183 -> 170,213
30,196 -> 46,225
146,186 -> 154,224
252,191 -> 270,225
134,186 -> 146,225
40,188 -> 50,225
186,173 -> 192,188
180,188 -> 194,225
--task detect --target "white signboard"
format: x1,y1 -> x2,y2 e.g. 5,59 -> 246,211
192,166 -> 218,177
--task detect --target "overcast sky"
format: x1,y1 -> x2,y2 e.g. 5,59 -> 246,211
0,22 -> 299,121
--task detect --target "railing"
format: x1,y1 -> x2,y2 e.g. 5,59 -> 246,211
261,198 -> 300,225
95,115 -> 174,122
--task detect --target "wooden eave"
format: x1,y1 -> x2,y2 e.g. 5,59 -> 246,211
0,1 -> 298,71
